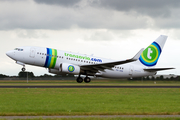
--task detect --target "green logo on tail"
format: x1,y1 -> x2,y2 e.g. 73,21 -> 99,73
139,42 -> 161,66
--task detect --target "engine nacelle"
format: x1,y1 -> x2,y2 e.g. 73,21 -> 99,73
48,63 -> 80,75
61,63 -> 80,75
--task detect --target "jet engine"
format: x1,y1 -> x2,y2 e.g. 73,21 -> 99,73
60,63 -> 80,74
49,63 -> 81,75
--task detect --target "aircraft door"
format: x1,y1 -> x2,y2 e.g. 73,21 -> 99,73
30,47 -> 36,58
129,65 -> 134,77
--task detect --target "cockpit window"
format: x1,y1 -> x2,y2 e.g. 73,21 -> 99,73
14,48 -> 23,51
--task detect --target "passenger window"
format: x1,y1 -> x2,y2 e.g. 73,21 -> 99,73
37,52 -> 39,54
62,57 -> 63,59
42,53 -> 44,55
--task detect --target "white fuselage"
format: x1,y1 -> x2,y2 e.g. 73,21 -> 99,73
6,46 -> 156,78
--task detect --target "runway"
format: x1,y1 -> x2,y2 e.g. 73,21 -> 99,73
0,85 -> 179,88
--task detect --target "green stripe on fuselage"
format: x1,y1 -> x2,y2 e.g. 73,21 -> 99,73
52,49 -> 57,68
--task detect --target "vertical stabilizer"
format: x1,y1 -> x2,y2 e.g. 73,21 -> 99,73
138,35 -> 168,67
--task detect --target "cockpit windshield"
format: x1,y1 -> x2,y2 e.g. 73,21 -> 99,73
14,48 -> 23,51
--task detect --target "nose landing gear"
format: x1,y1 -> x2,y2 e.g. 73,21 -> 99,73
21,65 -> 26,72
16,61 -> 26,72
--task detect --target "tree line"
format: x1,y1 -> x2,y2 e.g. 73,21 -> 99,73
0,71 -> 75,80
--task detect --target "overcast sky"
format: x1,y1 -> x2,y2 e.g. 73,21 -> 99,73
0,0 -> 179,76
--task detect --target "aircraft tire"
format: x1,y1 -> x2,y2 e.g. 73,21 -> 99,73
76,77 -> 83,83
84,77 -> 91,83
22,68 -> 26,72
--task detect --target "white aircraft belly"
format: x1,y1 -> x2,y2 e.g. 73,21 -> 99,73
101,69 -> 129,78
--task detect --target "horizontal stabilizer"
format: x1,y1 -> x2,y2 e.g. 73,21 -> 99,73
144,68 -> 175,72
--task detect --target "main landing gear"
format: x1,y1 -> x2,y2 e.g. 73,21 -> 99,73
76,75 -> 91,83
76,77 -> 83,83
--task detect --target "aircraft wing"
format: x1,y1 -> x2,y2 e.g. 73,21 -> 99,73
80,48 -> 144,75
144,68 -> 175,72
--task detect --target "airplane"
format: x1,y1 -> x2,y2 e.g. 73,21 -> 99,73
6,35 -> 174,83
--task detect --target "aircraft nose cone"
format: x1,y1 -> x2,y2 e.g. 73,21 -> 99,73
6,51 -> 13,58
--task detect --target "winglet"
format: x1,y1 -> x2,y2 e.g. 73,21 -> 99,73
132,48 -> 144,60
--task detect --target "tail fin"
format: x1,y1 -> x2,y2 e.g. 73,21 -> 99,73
138,35 -> 168,67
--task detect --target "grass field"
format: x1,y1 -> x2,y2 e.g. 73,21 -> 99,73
1,117 -> 180,120
0,88 -> 179,116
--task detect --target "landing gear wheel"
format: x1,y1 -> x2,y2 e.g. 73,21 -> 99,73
76,77 -> 83,83
21,68 -> 26,72
84,77 -> 91,83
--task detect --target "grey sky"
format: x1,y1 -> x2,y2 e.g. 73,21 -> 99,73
90,0 -> 179,17
0,0 -> 180,30
34,0 -> 81,6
